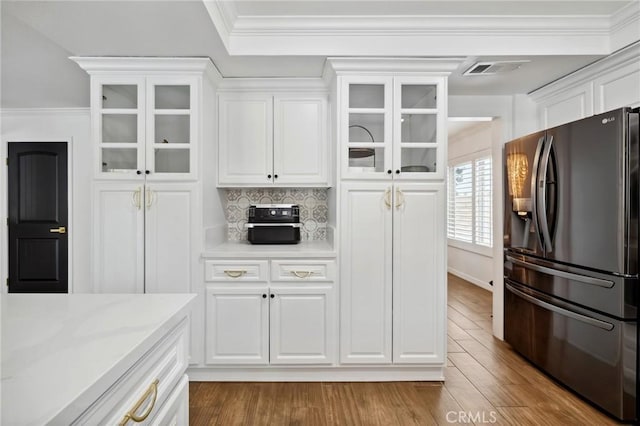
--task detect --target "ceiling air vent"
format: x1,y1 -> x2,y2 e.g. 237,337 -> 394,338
463,60 -> 529,76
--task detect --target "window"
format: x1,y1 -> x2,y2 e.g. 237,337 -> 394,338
447,153 -> 493,248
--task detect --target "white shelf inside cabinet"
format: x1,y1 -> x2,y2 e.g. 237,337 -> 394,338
202,240 -> 336,259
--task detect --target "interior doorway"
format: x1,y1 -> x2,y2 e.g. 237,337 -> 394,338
7,142 -> 68,293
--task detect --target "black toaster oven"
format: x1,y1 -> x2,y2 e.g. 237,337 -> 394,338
246,204 -> 301,244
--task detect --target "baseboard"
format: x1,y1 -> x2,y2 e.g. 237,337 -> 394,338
448,267 -> 493,292
187,366 -> 445,382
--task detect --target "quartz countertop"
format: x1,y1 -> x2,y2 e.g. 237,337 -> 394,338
1,293 -> 196,426
202,240 -> 337,259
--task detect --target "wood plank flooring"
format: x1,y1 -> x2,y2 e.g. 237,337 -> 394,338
189,274 -> 625,425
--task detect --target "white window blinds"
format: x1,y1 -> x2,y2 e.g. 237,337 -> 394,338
448,162 -> 473,243
448,154 -> 493,248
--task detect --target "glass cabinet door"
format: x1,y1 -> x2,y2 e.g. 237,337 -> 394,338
98,80 -> 145,176
147,81 -> 195,178
394,78 -> 444,178
344,77 -> 393,178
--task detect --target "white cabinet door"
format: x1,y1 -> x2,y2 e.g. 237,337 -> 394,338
273,95 -> 328,185
144,183 -> 196,294
341,76 -> 394,180
205,287 -> 269,365
393,76 -> 446,180
269,286 -> 334,365
92,182 -> 144,293
218,94 -> 274,186
340,182 -> 393,364
392,183 -> 446,364
92,76 -> 146,180
146,77 -> 199,180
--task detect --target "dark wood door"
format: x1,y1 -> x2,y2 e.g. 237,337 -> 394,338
8,142 -> 68,293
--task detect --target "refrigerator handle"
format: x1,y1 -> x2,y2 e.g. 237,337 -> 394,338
505,281 -> 614,331
531,136 -> 546,251
538,136 -> 554,252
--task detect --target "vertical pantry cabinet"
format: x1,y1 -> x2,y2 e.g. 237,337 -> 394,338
328,58 -> 455,370
72,57 -> 216,296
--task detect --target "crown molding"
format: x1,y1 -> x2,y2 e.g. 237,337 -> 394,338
222,14 -> 614,56
217,78 -> 329,92
232,14 -> 609,35
70,56 -> 220,77
325,57 -> 465,76
610,1 -> 640,51
529,41 -> 640,103
202,1 -> 236,52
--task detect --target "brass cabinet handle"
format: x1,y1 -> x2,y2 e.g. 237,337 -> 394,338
290,270 -> 313,279
49,227 -> 66,234
119,379 -> 159,425
396,188 -> 405,210
383,188 -> 392,209
146,188 -> 153,210
132,188 -> 142,210
224,270 -> 247,278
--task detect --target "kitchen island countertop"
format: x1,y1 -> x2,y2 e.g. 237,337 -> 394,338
1,293 -> 195,425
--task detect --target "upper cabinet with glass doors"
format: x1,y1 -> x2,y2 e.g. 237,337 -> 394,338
94,76 -> 197,180
71,57 -> 212,181
342,75 -> 446,180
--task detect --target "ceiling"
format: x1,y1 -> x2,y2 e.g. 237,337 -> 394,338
1,0 -> 638,108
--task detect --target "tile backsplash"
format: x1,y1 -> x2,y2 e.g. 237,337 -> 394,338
223,188 -> 328,241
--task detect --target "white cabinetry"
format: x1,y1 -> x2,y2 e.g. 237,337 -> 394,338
73,315 -> 191,425
339,183 -> 392,363
72,58 -> 210,181
93,182 -> 197,294
206,287 -> 270,365
341,75 -> 446,180
218,92 -> 329,187
340,182 -> 445,365
205,259 -> 335,365
530,43 -> 640,128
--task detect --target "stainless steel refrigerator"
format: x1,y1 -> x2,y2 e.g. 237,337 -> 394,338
504,107 -> 640,421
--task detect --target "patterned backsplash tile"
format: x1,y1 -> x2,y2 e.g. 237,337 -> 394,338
223,188 -> 328,241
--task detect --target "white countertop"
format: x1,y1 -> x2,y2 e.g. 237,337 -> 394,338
202,240 -> 337,258
1,293 -> 196,426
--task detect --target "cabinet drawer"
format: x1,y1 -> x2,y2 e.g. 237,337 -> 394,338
149,374 -> 188,426
271,260 -> 336,282
73,319 -> 189,425
205,260 -> 268,282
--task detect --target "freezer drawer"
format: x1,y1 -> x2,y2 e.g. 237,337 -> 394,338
505,251 -> 638,319
505,279 -> 637,421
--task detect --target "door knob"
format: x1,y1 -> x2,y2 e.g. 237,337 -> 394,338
49,227 -> 66,234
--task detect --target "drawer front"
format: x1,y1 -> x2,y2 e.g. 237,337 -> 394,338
205,260 -> 268,282
73,319 -> 189,425
271,260 -> 336,282
149,375 -> 189,426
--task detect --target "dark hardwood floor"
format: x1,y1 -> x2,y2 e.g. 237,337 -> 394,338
189,274 -> 623,425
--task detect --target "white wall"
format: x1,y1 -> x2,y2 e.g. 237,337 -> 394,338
449,94 -> 531,340
1,109 -> 92,293
447,121 -> 494,291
